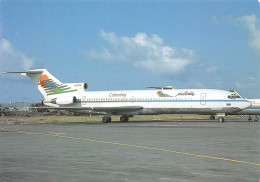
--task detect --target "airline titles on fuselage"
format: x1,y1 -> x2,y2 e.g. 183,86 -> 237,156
109,93 -> 127,97
108,91 -> 197,99
175,91 -> 196,97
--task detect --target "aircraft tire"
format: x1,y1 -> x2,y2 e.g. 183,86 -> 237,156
102,116 -> 111,123
248,116 -> 252,122
218,117 -> 224,123
120,115 -> 129,122
210,115 -> 215,120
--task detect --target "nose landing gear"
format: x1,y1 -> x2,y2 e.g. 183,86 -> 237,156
217,113 -> 225,123
217,117 -> 225,123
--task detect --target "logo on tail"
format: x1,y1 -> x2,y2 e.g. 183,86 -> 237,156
38,74 -> 77,95
39,74 -> 50,88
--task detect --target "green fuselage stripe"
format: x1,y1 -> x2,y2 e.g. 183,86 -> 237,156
47,89 -> 78,95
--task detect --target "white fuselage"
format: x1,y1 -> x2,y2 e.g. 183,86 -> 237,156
44,89 -> 251,116
236,99 -> 260,115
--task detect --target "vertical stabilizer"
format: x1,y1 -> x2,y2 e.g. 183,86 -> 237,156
24,69 -> 63,98
4,69 -> 78,99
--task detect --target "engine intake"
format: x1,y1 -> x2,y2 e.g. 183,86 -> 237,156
65,82 -> 88,91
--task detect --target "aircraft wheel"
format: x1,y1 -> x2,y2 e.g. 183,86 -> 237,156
248,116 -> 252,122
218,117 -> 224,123
120,115 -> 129,122
102,116 -> 111,123
254,116 -> 258,121
210,115 -> 215,120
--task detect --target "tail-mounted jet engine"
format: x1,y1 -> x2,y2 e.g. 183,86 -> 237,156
51,96 -> 77,105
66,83 -> 88,91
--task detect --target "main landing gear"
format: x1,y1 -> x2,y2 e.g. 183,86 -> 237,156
120,115 -> 129,122
248,116 -> 258,122
210,115 -> 215,120
102,115 -> 130,123
102,116 -> 111,123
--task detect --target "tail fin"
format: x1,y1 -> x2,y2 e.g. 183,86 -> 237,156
4,69 -> 82,99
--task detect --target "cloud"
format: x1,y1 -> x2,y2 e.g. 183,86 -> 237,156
86,30 -> 196,76
211,16 -> 217,24
235,76 -> 260,89
206,66 -> 217,74
0,38 -> 34,71
237,15 -> 260,54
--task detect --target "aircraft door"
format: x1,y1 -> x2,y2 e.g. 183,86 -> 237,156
131,96 -> 135,103
200,93 -> 206,105
82,96 -> 87,106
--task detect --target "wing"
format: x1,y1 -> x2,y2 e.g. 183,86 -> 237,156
30,106 -> 143,115
92,106 -> 143,114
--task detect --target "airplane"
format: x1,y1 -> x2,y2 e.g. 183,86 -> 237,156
236,99 -> 260,121
3,69 -> 251,123
208,99 -> 260,122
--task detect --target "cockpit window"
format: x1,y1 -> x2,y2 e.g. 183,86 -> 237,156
228,94 -> 242,99
228,90 -> 242,99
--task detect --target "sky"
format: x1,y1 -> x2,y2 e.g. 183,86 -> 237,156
0,0 -> 259,103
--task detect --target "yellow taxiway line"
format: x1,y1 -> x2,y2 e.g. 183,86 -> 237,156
1,128 -> 259,166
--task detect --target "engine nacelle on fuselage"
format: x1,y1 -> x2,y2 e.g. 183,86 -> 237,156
50,96 -> 77,105
65,83 -> 88,91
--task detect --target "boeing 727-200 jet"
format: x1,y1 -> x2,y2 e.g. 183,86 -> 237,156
4,69 -> 251,123
236,99 -> 260,121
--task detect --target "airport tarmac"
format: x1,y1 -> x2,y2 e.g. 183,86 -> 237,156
0,118 -> 259,182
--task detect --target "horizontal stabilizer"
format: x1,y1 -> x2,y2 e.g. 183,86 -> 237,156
2,69 -> 44,75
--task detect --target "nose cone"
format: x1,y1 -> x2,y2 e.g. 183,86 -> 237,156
241,101 -> 252,110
